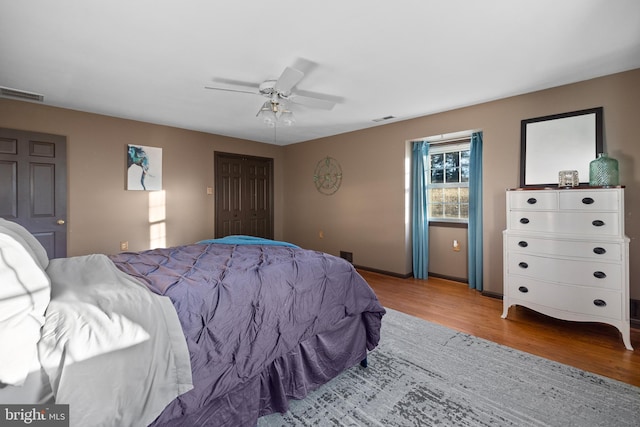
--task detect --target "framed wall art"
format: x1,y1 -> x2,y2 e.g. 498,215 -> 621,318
127,144 -> 162,191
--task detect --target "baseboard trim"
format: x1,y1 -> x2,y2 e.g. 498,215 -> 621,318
481,290 -> 503,300
353,265 -> 412,279
427,272 -> 469,284
353,267 -> 469,282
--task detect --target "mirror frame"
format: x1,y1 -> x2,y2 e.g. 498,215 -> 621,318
520,107 -> 603,187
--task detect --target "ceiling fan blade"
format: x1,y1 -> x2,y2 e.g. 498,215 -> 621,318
204,86 -> 259,96
274,67 -> 304,94
294,88 -> 345,105
211,77 -> 260,90
289,94 -> 336,110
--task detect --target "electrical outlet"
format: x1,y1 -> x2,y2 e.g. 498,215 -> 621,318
120,241 -> 129,251
206,187 -> 213,195
453,240 -> 460,252
319,230 -> 324,239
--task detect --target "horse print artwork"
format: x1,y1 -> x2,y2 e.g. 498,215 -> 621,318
127,144 -> 162,191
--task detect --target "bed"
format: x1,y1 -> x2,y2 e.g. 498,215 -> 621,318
0,219 -> 385,426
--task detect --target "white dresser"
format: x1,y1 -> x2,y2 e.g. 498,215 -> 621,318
502,187 -> 632,350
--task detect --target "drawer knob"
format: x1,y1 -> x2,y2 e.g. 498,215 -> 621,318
518,262 -> 528,269
593,299 -> 607,307
526,198 -> 537,204
518,241 -> 528,248
582,197 -> 595,205
518,286 -> 529,293
592,220 -> 605,227
593,271 -> 607,279
520,218 -> 530,224
593,247 -> 606,255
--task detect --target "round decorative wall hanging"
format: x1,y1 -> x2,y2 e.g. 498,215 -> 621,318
313,156 -> 342,195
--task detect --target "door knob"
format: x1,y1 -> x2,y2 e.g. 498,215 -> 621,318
57,219 -> 65,225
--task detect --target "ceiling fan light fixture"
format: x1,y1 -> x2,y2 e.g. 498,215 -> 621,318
280,110 -> 295,126
258,101 -> 277,126
257,100 -> 296,127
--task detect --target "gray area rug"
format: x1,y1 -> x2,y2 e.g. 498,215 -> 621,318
258,308 -> 640,426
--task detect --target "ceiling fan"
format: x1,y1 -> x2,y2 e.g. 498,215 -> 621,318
205,65 -> 339,127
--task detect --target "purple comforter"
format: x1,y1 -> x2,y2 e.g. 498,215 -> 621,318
110,243 -> 384,426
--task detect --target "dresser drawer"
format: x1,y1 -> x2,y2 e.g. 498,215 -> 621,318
505,235 -> 622,261
508,191 -> 557,210
559,190 -> 620,212
505,277 -> 622,321
508,211 -> 620,236
506,253 -> 622,290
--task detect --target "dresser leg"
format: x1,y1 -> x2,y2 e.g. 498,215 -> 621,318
501,304 -> 509,319
620,327 -> 634,351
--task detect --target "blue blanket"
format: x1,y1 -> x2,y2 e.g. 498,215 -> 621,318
197,235 -> 300,248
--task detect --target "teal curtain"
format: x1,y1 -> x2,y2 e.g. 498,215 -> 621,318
412,141 -> 429,279
468,132 -> 483,290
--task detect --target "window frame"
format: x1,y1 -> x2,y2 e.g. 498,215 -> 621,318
426,140 -> 471,224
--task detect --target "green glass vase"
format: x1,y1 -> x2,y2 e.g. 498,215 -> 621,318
589,153 -> 619,186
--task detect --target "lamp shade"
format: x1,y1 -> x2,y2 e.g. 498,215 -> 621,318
258,101 -> 277,127
280,110 -> 295,126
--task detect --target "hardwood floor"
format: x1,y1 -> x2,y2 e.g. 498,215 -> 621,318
359,269 -> 640,387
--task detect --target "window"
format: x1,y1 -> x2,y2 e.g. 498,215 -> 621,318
427,141 -> 470,222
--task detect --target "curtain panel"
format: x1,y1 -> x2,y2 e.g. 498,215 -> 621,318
468,132 -> 483,290
411,141 -> 429,279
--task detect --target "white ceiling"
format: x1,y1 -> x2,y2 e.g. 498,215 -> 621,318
1,0 -> 639,146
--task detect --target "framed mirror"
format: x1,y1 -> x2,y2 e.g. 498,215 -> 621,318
520,107 -> 603,187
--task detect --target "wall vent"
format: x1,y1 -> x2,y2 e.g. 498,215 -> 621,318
0,86 -> 44,102
339,251 -> 353,263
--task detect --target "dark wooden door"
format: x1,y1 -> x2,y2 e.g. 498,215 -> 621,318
0,128 -> 67,258
215,152 -> 273,239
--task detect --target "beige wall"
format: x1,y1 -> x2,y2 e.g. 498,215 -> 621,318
428,226 -> 468,281
0,99 -> 285,256
283,68 -> 640,297
1,68 -> 638,298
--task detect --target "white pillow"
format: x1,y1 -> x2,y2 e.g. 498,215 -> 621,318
0,218 -> 49,269
0,232 -> 51,386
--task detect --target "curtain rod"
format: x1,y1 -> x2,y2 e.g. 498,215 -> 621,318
413,129 -> 481,145
426,135 -> 471,145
